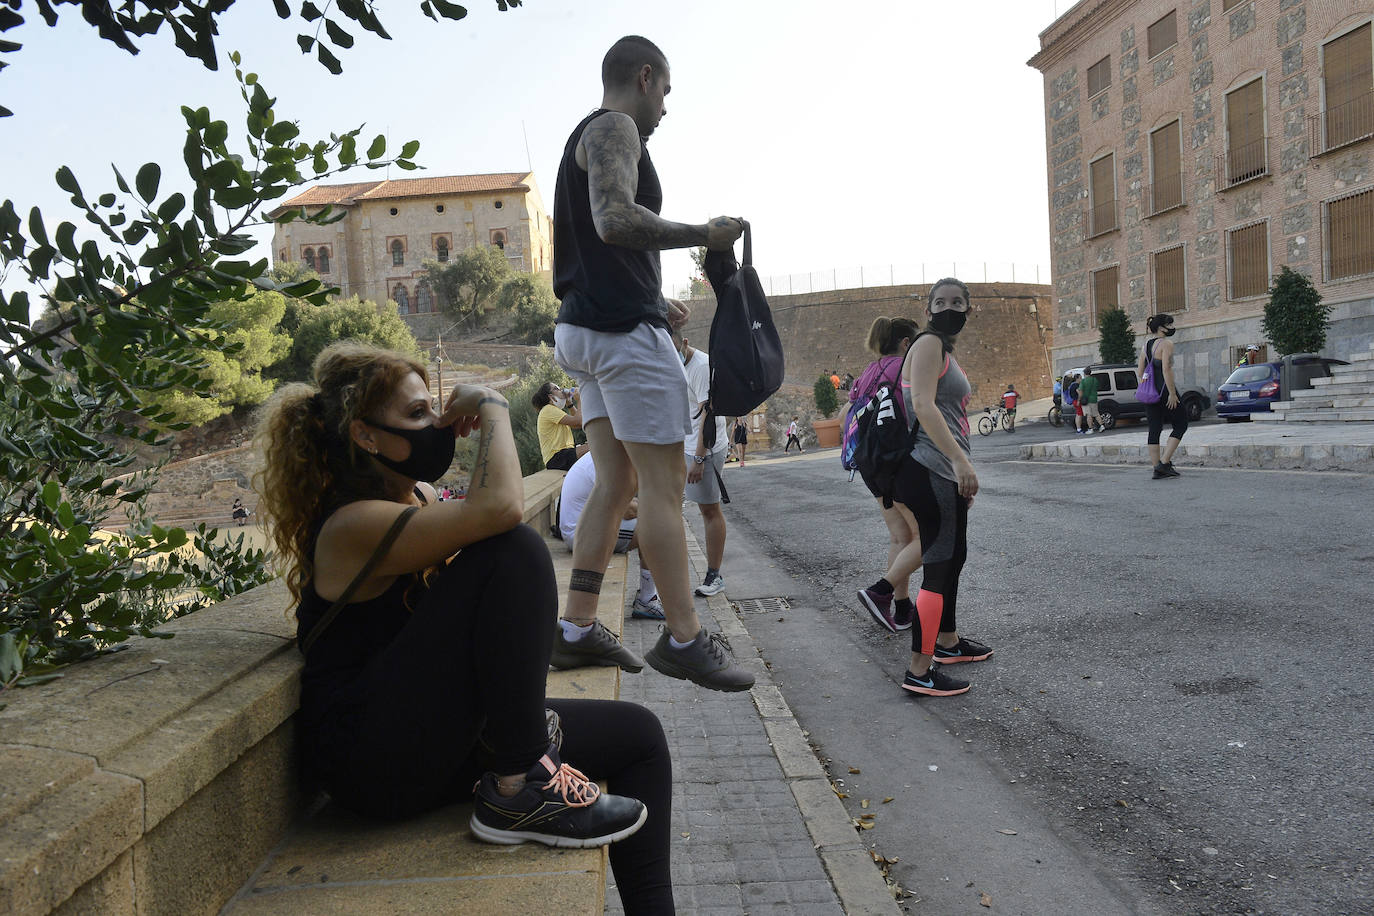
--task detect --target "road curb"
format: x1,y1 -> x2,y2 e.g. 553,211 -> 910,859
1018,439 -> 1374,472
683,531 -> 902,915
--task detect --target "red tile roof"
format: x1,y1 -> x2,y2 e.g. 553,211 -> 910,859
277,172 -> 533,209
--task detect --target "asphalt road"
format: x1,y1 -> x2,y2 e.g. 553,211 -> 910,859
691,420 -> 1373,915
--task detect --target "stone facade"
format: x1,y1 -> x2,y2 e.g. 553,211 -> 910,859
678,282 -> 1056,406
1030,1 -> 1374,392
269,173 -> 553,335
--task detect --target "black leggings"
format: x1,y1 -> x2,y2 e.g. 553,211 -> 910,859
305,525 -> 674,913
893,459 -> 968,656
1146,395 -> 1189,445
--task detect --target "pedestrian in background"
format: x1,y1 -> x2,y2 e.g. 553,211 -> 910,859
1000,383 -> 1019,433
1139,313 -> 1188,478
1078,370 -> 1102,434
784,416 -> 803,453
731,416 -> 749,466
852,315 -> 920,633
675,330 -> 730,599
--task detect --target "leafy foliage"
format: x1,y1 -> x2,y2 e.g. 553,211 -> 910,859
280,295 -> 421,382
0,59 -> 418,683
1097,307 -> 1135,364
1262,266 -> 1329,356
499,273 -> 559,343
813,374 -> 840,418
0,1 -> 524,118
507,345 -> 575,475
688,246 -> 711,299
422,245 -> 514,328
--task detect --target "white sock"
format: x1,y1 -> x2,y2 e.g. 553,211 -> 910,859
560,619 -> 594,641
638,569 -> 657,602
668,631 -> 698,650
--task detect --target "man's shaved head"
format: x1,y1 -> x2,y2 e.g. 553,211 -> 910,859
602,35 -> 668,88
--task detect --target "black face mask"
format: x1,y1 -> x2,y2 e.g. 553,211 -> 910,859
928,309 -> 968,336
365,420 -> 456,482
1163,326 -> 1177,337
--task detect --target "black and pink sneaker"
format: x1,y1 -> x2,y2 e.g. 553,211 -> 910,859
858,587 -> 898,634
470,748 -> 647,849
931,637 -> 994,665
901,666 -> 971,697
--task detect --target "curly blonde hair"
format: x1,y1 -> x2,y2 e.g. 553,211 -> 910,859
253,341 -> 429,609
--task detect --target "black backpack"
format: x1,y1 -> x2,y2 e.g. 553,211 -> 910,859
852,379 -> 919,509
702,224 -> 784,430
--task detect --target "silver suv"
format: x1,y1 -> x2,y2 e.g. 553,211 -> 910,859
1065,363 -> 1211,429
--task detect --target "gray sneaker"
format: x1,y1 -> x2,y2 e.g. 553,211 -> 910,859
550,621 -> 644,672
694,573 -> 726,597
644,628 -> 754,692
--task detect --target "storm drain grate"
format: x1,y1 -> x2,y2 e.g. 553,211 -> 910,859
735,597 -> 791,614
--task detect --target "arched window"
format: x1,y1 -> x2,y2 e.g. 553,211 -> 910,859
492,232 -> 505,250
391,239 -> 405,266
303,247 -> 315,270
394,285 -> 410,313
417,282 -> 433,313
436,237 -> 449,262
316,247 -> 330,273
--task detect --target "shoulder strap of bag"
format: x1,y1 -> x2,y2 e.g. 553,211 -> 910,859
741,221 -> 752,267
301,505 -> 420,655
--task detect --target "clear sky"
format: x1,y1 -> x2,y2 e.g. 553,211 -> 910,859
3,0 -> 1065,307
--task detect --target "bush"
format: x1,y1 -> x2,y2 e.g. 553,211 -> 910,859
506,345 -> 575,475
1262,266 -> 1330,356
1097,307 -> 1135,363
813,374 -> 840,418
500,274 -> 559,344
280,296 -> 422,382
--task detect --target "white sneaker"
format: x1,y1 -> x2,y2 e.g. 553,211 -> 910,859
630,595 -> 665,620
694,574 -> 726,597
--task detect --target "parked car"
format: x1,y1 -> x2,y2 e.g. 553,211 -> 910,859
1215,356 -> 1349,421
1058,363 -> 1211,430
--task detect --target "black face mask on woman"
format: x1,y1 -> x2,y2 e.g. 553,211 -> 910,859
928,309 -> 968,336
365,420 -> 456,482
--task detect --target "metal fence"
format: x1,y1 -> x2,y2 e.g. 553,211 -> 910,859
674,261 -> 1050,299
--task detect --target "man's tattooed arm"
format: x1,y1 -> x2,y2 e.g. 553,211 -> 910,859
583,111 -> 708,250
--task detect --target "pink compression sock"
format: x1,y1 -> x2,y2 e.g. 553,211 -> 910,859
915,589 -> 944,656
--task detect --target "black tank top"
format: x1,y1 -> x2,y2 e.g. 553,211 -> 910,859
553,109 -> 668,333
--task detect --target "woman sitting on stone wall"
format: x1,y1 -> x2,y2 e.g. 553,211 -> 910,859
253,341 -> 674,912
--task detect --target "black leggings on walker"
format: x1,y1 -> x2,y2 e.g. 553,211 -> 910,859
303,524 -> 674,913
1146,394 -> 1189,445
893,459 -> 968,656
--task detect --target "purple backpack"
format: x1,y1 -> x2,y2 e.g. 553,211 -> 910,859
1137,340 -> 1163,404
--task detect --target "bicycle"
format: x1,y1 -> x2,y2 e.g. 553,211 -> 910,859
977,405 -> 1011,436
1047,404 -> 1063,427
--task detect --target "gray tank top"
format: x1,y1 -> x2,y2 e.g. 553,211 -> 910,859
901,348 -> 972,483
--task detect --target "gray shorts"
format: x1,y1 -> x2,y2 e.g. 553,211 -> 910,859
554,322 -> 693,447
684,449 -> 728,504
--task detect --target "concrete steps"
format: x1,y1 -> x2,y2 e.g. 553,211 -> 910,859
1260,355 -> 1374,423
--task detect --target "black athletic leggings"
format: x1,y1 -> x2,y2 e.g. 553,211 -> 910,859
1146,393 -> 1189,445
893,459 -> 968,655
304,524 -> 674,913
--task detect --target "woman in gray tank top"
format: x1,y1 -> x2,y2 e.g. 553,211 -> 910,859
856,279 -> 994,698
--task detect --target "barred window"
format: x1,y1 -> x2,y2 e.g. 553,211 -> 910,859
1322,23 -> 1373,150
1149,120 -> 1183,214
1152,245 -> 1186,312
1222,0 -> 1247,11
394,285 -> 410,312
302,247 -> 315,271
436,237 -> 449,262
1092,266 -> 1120,327
1147,11 -> 1177,59
1328,187 -> 1374,280
417,282 -> 434,313
1226,221 -> 1269,299
1089,153 -> 1118,236
1224,79 -> 1267,186
316,247 -> 330,274
1087,55 -> 1112,98
391,239 -> 405,266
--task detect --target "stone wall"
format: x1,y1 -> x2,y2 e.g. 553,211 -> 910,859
678,282 -> 1056,406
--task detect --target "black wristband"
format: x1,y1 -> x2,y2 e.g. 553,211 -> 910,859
477,397 -> 508,408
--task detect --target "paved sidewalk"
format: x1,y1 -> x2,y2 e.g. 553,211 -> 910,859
1018,419 -> 1374,472
602,532 -> 899,916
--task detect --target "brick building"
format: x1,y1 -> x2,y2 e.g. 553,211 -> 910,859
270,172 -> 552,336
1030,0 -> 1373,390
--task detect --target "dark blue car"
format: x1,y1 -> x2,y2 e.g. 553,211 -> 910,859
1216,356 -> 1349,420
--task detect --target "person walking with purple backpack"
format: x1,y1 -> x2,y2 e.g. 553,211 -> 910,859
1137,313 -> 1188,478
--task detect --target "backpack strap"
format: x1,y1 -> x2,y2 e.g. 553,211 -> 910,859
300,505 -> 419,656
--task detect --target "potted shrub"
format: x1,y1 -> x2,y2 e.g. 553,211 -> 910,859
811,374 -> 843,448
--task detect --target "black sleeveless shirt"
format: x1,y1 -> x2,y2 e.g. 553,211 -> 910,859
553,109 -> 668,333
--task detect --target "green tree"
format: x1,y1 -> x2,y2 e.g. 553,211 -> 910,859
1097,306 -> 1136,363
0,1 -> 524,118
507,345 -> 575,475
423,246 -> 514,328
1262,266 -> 1330,355
143,289 -> 293,425
283,295 -> 422,382
814,374 -> 839,418
500,274 -> 559,343
688,246 -> 711,298
0,59 -> 419,683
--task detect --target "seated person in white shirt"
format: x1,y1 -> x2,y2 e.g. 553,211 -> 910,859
558,451 -> 663,620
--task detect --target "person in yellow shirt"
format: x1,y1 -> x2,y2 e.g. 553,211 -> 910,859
533,381 -> 588,470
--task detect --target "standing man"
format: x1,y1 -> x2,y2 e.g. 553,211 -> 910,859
675,331 -> 730,597
1000,383 -> 1019,432
547,35 -> 752,692
1078,369 -> 1102,433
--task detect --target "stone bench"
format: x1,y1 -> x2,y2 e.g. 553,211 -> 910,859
0,470 -> 623,915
